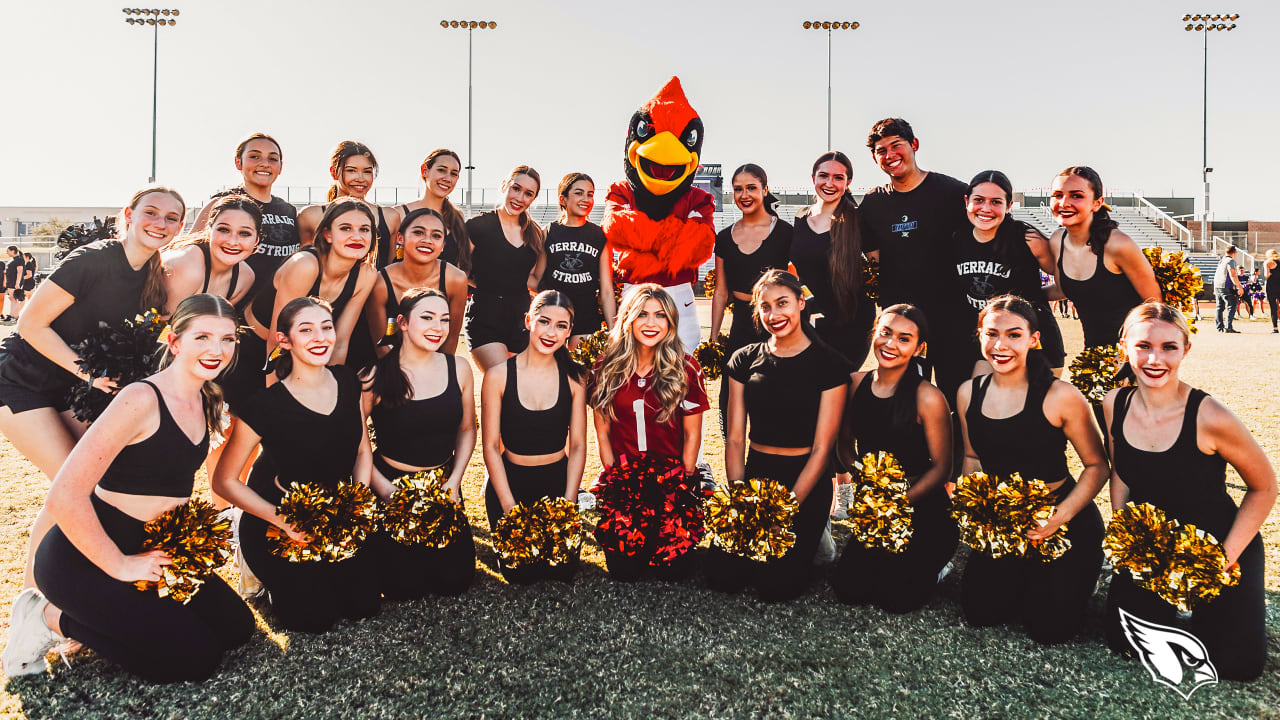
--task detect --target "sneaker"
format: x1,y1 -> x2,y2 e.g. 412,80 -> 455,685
814,522 -> 837,565
695,461 -> 716,493
1225,328 -> 1241,334
236,545 -> 263,600
1272,328 -> 1278,334
2,589 -> 60,678
831,483 -> 854,520
936,560 -> 955,584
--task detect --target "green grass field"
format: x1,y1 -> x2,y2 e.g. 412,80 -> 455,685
1,308 -> 1277,719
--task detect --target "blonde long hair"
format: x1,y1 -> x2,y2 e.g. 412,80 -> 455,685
590,284 -> 688,424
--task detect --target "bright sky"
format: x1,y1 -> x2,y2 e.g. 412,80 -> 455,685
4,0 -> 1276,219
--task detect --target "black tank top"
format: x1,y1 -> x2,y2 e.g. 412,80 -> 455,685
466,211 -> 536,297
197,243 -> 241,299
376,264 -> 451,341
370,355 -> 462,468
1056,233 -> 1143,348
1266,263 -> 1280,297
250,246 -> 361,327
373,205 -> 393,270
847,375 -> 933,478
965,374 -> 1070,487
97,381 -> 209,497
1110,386 -> 1237,538
500,356 -> 571,456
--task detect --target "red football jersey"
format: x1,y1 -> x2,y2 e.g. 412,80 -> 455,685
592,355 -> 709,465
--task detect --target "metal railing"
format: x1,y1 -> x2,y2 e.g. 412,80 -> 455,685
1211,235 -> 1256,271
1135,196 -> 1194,250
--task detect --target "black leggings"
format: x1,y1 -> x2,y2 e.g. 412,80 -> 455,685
484,456 -> 579,585
239,480 -> 381,633
34,495 -> 254,683
719,301 -> 766,437
831,490 -> 959,613
1269,296 -> 1278,329
704,450 -> 834,602
1105,533 -> 1266,681
368,525 -> 475,600
960,499 -> 1104,644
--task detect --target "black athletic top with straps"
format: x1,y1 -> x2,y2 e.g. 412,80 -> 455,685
371,354 -> 462,468
376,263 -> 451,341
1056,234 -> 1143,348
965,373 -> 1070,489
715,217 -> 793,296
465,211 -> 536,298
1267,262 -> 1280,298
847,375 -> 933,478
250,246 -> 361,327
96,381 -> 209,497
500,357 -> 572,456
197,243 -> 241,299
1110,386 -> 1238,539
371,205 -> 393,270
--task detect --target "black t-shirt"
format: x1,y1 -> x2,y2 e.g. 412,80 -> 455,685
465,211 -> 536,296
953,219 -> 1046,323
726,339 -> 853,448
5,257 -> 22,287
714,218 -> 793,296
858,172 -> 969,315
540,221 -> 607,298
209,187 -> 300,301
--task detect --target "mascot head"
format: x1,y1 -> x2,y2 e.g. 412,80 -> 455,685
624,77 -> 704,205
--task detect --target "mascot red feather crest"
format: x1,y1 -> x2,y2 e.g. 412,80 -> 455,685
603,77 -> 715,289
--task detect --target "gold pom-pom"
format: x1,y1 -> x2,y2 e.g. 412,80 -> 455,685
381,468 -> 465,548
846,452 -> 914,553
268,480 -> 380,562
694,334 -> 727,381
570,326 -> 609,369
951,471 -> 1070,560
862,258 -> 880,304
1068,343 -> 1123,405
701,268 -> 716,299
1143,247 -> 1203,333
133,499 -> 233,604
705,477 -> 799,561
492,496 -> 583,570
1104,502 -> 1240,612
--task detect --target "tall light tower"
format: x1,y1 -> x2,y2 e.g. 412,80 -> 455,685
802,20 -> 859,150
440,19 -> 497,218
1183,12 -> 1239,246
123,8 -> 179,184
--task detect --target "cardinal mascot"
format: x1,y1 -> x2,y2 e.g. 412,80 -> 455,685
603,76 -> 715,351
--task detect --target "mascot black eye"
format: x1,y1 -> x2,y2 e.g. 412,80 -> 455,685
683,128 -> 698,148
635,119 -> 651,139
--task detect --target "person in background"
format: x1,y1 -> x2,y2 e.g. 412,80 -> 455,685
1264,249 -> 1279,334
1213,246 -> 1244,333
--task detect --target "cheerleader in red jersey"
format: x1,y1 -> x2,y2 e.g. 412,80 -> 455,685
588,284 -> 710,581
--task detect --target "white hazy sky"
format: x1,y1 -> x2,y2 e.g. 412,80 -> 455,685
3,0 -> 1277,219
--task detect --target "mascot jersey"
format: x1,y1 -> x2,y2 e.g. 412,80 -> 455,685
603,76 -> 715,352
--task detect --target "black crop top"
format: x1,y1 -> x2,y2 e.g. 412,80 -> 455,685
465,211 -> 536,297
965,374 -> 1070,487
1110,386 -> 1237,539
714,218 -> 793,296
197,242 -> 241,299
726,340 -> 853,448
846,375 -> 933,478
97,381 -> 209,497
238,365 -> 364,499
371,355 -> 462,468
250,246 -> 361,327
500,357 -> 572,456
1056,233 -> 1143,348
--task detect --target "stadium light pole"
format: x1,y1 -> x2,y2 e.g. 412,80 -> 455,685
123,8 -> 179,184
441,19 -> 497,218
803,20 -> 859,150
1183,13 -> 1239,247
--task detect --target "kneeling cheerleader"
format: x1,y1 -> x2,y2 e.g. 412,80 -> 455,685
480,291 -> 587,584
212,297 -> 380,632
362,288 -> 477,599
830,304 -> 958,613
5,294 -> 254,681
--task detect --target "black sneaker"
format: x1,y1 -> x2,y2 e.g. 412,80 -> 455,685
1225,329 -> 1241,334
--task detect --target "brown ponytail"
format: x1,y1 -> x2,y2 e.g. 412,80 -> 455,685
327,141 -> 378,202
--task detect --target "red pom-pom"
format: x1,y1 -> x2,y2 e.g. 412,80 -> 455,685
593,454 -> 710,565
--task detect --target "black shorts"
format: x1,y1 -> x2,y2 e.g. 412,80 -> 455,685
564,291 -> 603,335
0,343 -> 74,414
465,292 -> 529,352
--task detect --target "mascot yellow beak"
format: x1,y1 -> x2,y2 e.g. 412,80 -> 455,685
628,133 -> 698,196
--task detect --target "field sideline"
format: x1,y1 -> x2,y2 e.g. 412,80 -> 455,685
0,304 -> 1276,719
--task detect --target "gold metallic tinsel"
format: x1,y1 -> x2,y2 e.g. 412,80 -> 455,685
491,496 -> 583,569
1143,247 -> 1203,333
570,326 -> 609,369
705,477 -> 799,561
133,499 -> 233,604
381,468 -> 464,548
951,471 -> 1071,560
694,334 -> 727,381
702,268 -> 716,299
862,258 -> 880,304
846,452 -> 914,553
1104,501 -> 1240,612
268,480 -> 380,562
1068,343 -> 1123,405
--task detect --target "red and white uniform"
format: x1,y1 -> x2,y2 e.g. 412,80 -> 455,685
592,355 -> 709,465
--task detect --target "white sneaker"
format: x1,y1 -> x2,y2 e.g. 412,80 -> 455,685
814,522 -> 837,565
831,483 -> 854,520
936,560 -> 955,584
236,545 -> 263,600
2,588 -> 60,678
